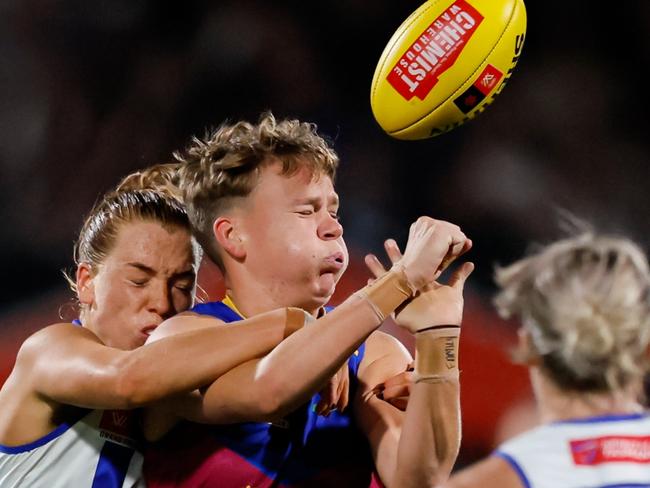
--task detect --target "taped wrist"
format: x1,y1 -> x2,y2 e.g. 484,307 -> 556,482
284,307 -> 314,338
414,326 -> 460,383
354,266 -> 413,322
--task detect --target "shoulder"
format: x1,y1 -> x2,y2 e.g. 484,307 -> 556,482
8,323 -> 102,388
146,311 -> 226,343
358,330 -> 412,384
496,423 -> 554,456
361,330 -> 412,367
18,323 -> 101,360
446,455 -> 524,488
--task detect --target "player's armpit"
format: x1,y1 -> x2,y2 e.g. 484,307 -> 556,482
442,455 -> 525,488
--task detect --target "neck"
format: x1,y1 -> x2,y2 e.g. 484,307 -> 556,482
223,272 -> 324,318
530,367 -> 644,423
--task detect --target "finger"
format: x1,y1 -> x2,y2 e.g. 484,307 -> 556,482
462,238 -> 473,255
365,253 -> 387,279
382,383 -> 411,400
337,372 -> 350,412
319,382 -> 335,407
384,239 -> 403,265
315,397 -> 328,416
382,371 -> 413,389
449,261 -> 475,289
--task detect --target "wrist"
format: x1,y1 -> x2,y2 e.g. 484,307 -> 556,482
354,267 -> 413,322
414,326 -> 460,383
283,307 -> 313,338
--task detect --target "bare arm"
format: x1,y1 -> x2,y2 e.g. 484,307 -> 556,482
22,308 -> 300,410
360,239 -> 474,487
152,218 -> 470,425
354,331 -> 461,488
151,290 -> 403,425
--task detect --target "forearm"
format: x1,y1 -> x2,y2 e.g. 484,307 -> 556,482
392,381 -> 460,487
119,309 -> 302,407
197,296 -> 389,422
385,330 -> 462,487
192,270 -> 414,421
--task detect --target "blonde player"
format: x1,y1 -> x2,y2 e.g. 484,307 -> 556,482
441,231 -> 650,487
143,112 -> 474,488
0,172 -> 318,487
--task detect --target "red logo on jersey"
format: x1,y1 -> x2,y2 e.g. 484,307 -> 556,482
570,435 -> 650,465
387,0 -> 484,101
99,409 -> 138,448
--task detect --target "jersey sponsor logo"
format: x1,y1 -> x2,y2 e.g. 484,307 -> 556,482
387,0 -> 484,101
570,435 -> 650,465
99,410 -> 138,449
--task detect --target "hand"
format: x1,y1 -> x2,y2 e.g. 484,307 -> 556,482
387,217 -> 472,292
366,238 -> 474,333
377,363 -> 415,411
315,360 -> 350,416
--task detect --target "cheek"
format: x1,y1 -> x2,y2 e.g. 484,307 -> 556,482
172,290 -> 193,313
96,283 -> 141,320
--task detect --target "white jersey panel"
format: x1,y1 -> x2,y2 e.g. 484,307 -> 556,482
0,409 -> 144,488
495,413 -> 650,488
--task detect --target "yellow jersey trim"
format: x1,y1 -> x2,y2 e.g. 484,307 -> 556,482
222,295 -> 245,318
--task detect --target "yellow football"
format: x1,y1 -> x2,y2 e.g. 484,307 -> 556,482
371,0 -> 527,140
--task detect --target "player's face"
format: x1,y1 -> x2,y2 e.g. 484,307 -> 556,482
240,162 -> 348,311
78,220 -> 197,350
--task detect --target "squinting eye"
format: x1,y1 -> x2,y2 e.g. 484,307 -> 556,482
130,279 -> 147,287
297,210 -> 313,216
330,212 -> 340,221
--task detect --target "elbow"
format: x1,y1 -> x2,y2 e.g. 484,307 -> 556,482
112,361 -> 152,409
391,455 -> 456,488
251,372 -> 291,421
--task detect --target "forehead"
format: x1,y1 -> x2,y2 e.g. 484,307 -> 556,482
106,220 -> 195,271
254,162 -> 338,202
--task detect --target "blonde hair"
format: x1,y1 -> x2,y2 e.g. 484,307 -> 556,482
115,162 -> 183,201
175,111 -> 339,269
66,163 -> 201,293
494,232 -> 650,392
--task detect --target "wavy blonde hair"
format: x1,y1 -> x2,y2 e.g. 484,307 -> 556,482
174,111 -> 339,270
495,232 -> 650,392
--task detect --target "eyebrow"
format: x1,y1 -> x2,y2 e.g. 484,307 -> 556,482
294,194 -> 340,207
126,262 -> 196,279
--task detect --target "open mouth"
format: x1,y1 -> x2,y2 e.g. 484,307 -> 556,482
321,252 -> 345,273
141,324 -> 158,337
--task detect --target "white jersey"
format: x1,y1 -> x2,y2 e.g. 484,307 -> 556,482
495,413 -> 650,488
0,408 -> 144,488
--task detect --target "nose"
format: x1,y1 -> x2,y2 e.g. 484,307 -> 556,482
318,213 -> 343,240
148,280 -> 173,320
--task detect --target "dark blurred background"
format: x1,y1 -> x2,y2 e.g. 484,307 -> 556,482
1,0 -> 649,467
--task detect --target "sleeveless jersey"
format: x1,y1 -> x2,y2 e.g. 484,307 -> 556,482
144,301 -> 381,487
495,413 -> 650,488
0,408 -> 144,488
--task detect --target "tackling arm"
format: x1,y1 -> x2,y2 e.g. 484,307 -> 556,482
23,308 -> 303,410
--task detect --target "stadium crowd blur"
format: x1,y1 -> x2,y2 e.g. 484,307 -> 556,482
2,0 -> 650,467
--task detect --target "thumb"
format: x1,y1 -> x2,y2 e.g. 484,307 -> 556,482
449,262 -> 475,290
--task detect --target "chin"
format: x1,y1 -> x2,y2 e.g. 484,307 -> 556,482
298,290 -> 334,314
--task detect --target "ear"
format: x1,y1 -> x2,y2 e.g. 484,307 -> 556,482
517,327 -> 542,366
76,263 -> 95,306
213,216 -> 246,260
